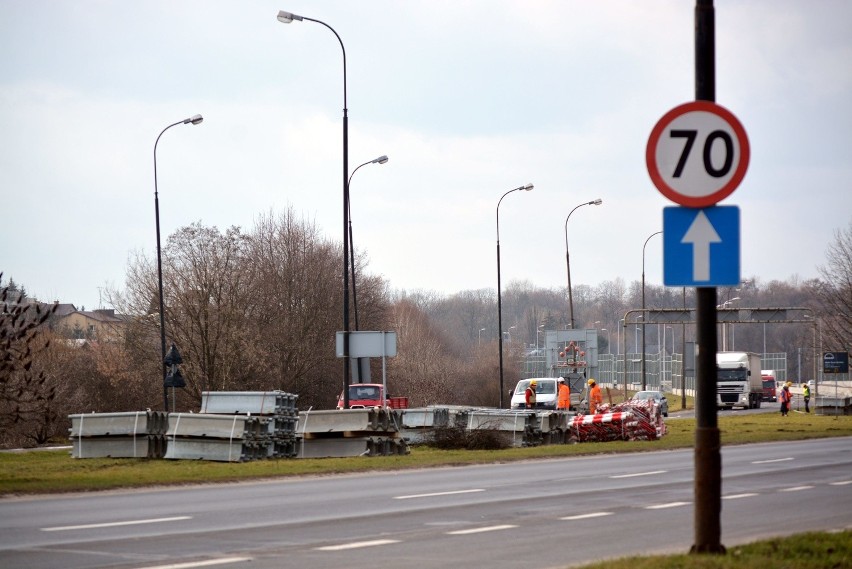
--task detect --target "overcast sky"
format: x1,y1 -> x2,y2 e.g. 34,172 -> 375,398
2,1 -> 850,311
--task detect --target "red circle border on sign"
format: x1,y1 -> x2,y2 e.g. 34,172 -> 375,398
646,100 -> 750,208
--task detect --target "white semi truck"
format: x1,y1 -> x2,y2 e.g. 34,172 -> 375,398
717,351 -> 763,410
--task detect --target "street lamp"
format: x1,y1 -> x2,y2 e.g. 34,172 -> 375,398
565,199 -> 602,329
497,182 -> 534,408
641,230 -> 662,391
347,155 -> 388,382
717,296 -> 741,351
277,10 -> 353,407
601,328 -> 609,354
479,327 -> 486,346
153,114 -> 203,412
536,324 -> 544,350
507,325 -> 517,343
347,155 -> 388,330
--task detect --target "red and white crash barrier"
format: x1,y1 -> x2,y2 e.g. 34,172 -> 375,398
569,399 -> 666,443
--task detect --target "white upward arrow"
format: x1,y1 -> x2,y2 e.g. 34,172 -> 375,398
681,210 -> 721,281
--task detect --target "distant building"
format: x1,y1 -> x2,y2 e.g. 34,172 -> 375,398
51,306 -> 127,343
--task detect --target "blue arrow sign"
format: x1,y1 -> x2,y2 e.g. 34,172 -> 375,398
663,205 -> 740,286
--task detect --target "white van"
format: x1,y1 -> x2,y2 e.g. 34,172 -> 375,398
510,378 -> 558,410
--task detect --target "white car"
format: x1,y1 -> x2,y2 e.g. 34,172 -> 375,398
510,378 -> 558,410
631,390 -> 669,417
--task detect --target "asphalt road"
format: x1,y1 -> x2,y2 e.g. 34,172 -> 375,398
2,437 -> 850,569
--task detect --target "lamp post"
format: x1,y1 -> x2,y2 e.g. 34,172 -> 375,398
641,230 -> 662,391
507,325 -> 516,343
717,296 -> 740,351
564,199 -> 602,329
347,155 -> 388,329
536,324 -> 544,350
153,114 -> 203,412
497,183 -> 534,408
277,10 -> 353,407
347,155 -> 388,382
479,327 -> 486,346
618,318 -> 625,392
601,328 -> 609,354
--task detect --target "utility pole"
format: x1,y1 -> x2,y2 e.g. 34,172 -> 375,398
691,0 -> 725,555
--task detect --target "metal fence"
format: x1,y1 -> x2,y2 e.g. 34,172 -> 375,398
521,351 -> 788,396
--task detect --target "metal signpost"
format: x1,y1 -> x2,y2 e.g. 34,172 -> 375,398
645,1 -> 750,554
336,331 -> 398,407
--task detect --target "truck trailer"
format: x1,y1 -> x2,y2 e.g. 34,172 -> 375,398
717,351 -> 763,410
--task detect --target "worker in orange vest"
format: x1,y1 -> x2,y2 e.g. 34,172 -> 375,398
557,378 -> 571,410
779,381 -> 792,416
525,380 -> 538,410
588,378 -> 603,414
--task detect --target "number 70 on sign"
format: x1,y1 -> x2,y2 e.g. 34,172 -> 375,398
646,101 -> 750,208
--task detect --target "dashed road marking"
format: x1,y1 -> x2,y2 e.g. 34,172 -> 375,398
315,539 -> 401,551
133,558 -> 253,569
394,489 -> 485,500
560,512 -> 613,521
645,502 -> 690,509
610,470 -> 667,479
42,516 -> 192,532
447,525 -> 517,535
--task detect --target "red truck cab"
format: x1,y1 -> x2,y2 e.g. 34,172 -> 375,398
336,383 -> 409,409
761,374 -> 777,402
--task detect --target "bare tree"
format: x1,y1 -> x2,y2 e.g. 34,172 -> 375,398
816,221 -> 852,351
0,277 -> 57,447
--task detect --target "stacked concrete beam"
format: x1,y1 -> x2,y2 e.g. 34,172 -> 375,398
462,409 -> 573,447
297,408 -> 409,458
68,411 -> 168,459
162,391 -> 300,462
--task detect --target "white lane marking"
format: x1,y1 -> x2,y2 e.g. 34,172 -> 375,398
780,486 -> 814,492
42,516 -> 192,532
645,502 -> 690,509
560,512 -> 613,521
132,558 -> 252,569
752,457 -> 793,464
447,524 -> 517,535
394,489 -> 484,500
830,480 -> 852,486
723,493 -> 759,500
609,470 -> 667,479
315,539 -> 400,551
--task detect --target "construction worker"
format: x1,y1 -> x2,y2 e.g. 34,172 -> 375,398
802,381 -> 811,413
557,378 -> 571,410
779,381 -> 792,416
588,378 -> 602,415
525,380 -> 538,410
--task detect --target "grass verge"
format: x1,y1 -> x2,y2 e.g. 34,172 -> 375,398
1,412 -> 849,496
578,529 -> 851,569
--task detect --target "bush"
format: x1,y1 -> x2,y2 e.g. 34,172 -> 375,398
427,425 -> 511,450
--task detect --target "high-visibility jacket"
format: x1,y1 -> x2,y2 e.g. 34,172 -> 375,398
589,384 -> 603,414
557,383 -> 571,410
779,388 -> 791,407
803,385 -> 811,398
525,387 -> 537,408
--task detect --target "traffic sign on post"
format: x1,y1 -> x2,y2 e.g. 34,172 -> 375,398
647,101 -> 750,207
663,205 -> 740,287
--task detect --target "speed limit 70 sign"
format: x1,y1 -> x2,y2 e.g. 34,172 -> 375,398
647,101 -> 750,208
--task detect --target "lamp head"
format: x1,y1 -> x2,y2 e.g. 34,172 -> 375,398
184,114 -> 203,125
591,198 -> 602,205
523,183 -> 534,191
373,155 -> 389,165
277,10 -> 303,23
